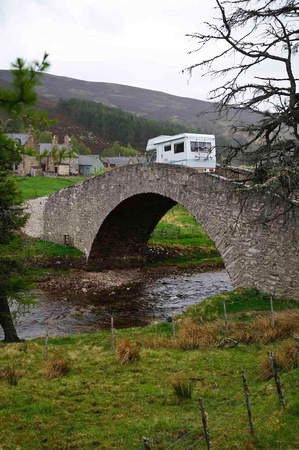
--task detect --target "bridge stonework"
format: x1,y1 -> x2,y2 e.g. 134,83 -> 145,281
23,164 -> 299,300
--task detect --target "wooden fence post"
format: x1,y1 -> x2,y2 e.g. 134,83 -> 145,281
241,369 -> 255,438
293,335 -> 299,357
143,437 -> 151,449
172,313 -> 176,341
199,397 -> 212,450
268,351 -> 286,407
44,322 -> 49,361
223,301 -> 229,334
270,295 -> 275,329
111,315 -> 114,350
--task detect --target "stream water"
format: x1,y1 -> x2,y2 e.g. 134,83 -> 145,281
1,270 -> 232,340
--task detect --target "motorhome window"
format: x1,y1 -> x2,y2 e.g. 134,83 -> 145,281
174,142 -> 184,154
164,145 -> 171,152
191,141 -> 211,152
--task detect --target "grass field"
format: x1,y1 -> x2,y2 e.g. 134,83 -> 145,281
12,176 -> 86,201
0,289 -> 298,449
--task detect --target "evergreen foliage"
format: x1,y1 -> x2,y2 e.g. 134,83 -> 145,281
0,53 -> 51,342
102,141 -> 140,157
34,130 -> 52,143
57,98 -> 206,151
70,135 -> 92,155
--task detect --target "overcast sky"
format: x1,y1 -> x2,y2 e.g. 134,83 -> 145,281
1,0 -> 298,102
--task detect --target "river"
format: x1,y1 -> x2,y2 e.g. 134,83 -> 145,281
1,270 -> 232,340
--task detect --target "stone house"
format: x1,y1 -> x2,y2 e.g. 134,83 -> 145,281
9,127 -> 39,176
78,155 -> 104,176
39,135 -> 79,176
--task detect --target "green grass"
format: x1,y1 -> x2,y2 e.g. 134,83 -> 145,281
148,251 -> 222,268
2,235 -> 83,258
12,176 -> 86,201
0,289 -> 298,449
149,204 -> 215,248
184,288 -> 299,322
24,237 -> 83,257
148,205 -> 221,267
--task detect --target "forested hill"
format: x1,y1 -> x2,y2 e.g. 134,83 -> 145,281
57,98 -> 224,151
0,71 -> 260,136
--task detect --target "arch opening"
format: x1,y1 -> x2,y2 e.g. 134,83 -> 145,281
87,193 -> 177,270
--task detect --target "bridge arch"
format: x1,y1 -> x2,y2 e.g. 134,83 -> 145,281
23,163 -> 299,299
87,193 -> 177,269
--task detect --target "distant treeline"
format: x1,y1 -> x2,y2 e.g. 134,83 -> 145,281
57,98 -> 223,152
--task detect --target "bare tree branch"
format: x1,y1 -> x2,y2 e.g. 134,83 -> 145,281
185,0 -> 299,218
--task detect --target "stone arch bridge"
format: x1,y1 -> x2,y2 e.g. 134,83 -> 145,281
23,164 -> 299,299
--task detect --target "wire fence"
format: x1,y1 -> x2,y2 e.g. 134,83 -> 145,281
168,358 -> 297,450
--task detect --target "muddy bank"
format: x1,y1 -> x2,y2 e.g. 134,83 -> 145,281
38,261 -> 224,296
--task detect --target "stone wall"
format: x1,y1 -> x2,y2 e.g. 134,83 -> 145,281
22,164 -> 299,299
57,164 -> 70,176
17,155 -> 39,176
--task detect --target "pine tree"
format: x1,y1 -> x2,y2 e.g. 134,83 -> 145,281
0,53 -> 51,342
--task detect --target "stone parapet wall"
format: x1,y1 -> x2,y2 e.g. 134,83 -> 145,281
23,195 -> 48,239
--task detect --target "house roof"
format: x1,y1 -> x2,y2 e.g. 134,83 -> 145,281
6,133 -> 29,145
102,156 -> 146,166
39,143 -> 78,158
78,155 -> 103,166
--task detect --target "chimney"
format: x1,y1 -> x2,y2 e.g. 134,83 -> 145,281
27,125 -> 35,148
64,135 -> 70,148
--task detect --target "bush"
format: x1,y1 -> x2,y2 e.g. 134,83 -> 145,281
116,338 -> 140,365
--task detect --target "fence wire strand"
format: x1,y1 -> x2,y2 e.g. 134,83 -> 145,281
167,357 -> 297,450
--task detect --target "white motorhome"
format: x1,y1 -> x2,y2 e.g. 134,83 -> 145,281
146,133 -> 216,172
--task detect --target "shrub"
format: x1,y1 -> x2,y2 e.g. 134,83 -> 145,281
171,377 -> 196,400
40,358 -> 70,379
116,338 -> 140,365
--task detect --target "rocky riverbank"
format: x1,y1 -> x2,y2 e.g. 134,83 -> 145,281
38,261 -> 224,296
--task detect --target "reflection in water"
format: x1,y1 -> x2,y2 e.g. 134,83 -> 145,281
1,271 -> 232,340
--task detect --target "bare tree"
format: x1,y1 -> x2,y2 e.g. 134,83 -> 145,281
185,0 -> 299,219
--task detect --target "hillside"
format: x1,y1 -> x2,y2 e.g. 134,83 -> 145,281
0,71 -> 260,136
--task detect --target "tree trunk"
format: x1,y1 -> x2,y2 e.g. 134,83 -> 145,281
0,295 -> 20,342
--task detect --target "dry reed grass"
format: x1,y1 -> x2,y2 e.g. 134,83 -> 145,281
116,338 -> 140,365
260,341 -> 298,380
239,310 -> 299,344
176,318 -> 223,349
135,309 -> 299,352
40,358 -> 70,379
136,335 -> 176,349
0,365 -> 19,386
